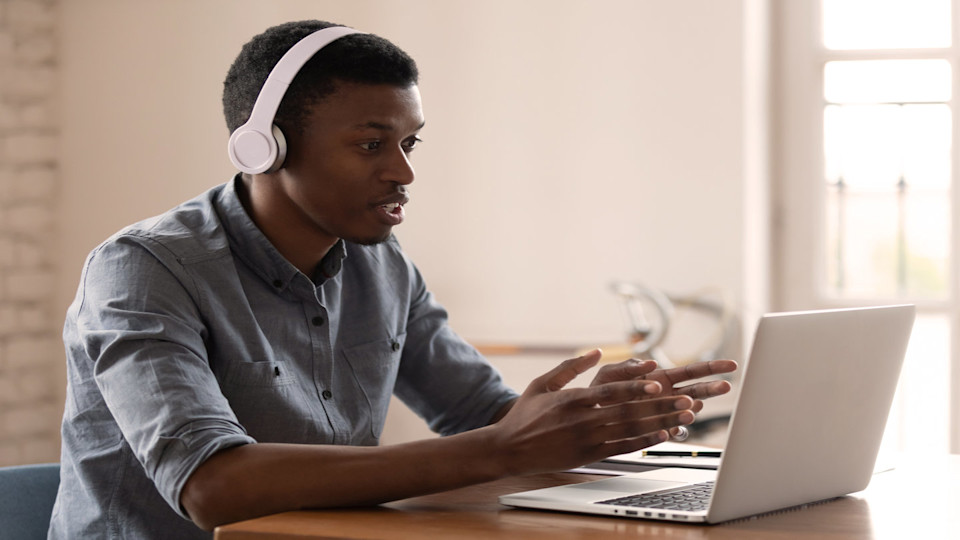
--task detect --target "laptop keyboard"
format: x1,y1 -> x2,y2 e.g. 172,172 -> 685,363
597,481 -> 715,512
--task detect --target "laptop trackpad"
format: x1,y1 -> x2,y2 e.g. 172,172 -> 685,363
566,477 -> 686,494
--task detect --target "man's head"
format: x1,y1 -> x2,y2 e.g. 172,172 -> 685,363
224,20 -> 425,262
222,20 -> 419,140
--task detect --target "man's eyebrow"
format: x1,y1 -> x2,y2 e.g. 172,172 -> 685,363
352,120 -> 426,131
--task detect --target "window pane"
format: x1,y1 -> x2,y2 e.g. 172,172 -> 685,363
824,104 -> 901,189
904,193 -> 950,296
882,315 -> 951,455
825,104 -> 952,190
826,188 -> 950,298
826,189 -> 900,296
824,60 -> 951,104
902,104 -> 952,190
824,102 -> 951,299
823,0 -> 951,50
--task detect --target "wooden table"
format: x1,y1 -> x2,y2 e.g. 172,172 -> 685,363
215,455 -> 960,539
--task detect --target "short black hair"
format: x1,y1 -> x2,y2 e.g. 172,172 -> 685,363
222,20 -> 419,136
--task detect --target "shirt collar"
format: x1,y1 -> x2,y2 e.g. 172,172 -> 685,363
215,175 -> 349,291
215,175 -> 301,291
312,238 -> 346,284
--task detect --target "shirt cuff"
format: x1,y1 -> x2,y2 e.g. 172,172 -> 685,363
152,419 -> 257,520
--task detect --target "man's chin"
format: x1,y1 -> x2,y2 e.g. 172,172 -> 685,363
346,231 -> 393,246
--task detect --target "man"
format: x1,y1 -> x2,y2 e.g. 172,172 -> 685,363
50,20 -> 736,538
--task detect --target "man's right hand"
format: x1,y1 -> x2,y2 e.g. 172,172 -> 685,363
484,349 -> 697,476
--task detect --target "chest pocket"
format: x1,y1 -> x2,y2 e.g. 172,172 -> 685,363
342,333 -> 406,440
219,359 -> 320,443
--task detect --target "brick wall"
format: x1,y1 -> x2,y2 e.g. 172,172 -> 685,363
0,0 -> 61,466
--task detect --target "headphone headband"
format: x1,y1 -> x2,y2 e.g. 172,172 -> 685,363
227,26 -> 364,174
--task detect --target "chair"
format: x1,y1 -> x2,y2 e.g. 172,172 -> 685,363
0,463 -> 60,540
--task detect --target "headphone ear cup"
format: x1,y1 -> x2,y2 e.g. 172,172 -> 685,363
227,123 -> 287,174
265,124 -> 287,173
227,123 -> 278,174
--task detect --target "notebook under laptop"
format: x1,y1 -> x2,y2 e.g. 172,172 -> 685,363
500,305 -> 915,524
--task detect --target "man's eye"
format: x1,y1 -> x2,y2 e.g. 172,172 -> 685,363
360,141 -> 381,151
402,137 -> 423,152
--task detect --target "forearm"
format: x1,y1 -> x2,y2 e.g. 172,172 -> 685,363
181,354 -> 734,531
181,426 -> 506,531
488,396 -> 518,425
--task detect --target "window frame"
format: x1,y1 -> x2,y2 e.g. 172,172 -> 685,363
772,0 -> 960,453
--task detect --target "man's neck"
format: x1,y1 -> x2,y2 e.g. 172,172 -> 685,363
237,175 -> 337,276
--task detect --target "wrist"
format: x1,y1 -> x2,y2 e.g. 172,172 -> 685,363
468,423 -> 519,479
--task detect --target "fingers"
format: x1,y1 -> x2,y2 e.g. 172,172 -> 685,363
657,359 -> 738,386
590,358 -> 658,386
555,381 -> 695,432
590,405 -> 696,452
675,379 -> 733,401
664,379 -> 734,413
584,360 -> 736,415
575,392 -> 695,432
604,397 -> 696,426
568,378 -> 663,408
546,395 -> 696,464
495,368 -> 704,474
529,349 -> 603,394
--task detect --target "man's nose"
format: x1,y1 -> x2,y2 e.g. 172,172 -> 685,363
382,146 -> 415,185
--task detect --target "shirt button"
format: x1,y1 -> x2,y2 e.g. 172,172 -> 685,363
272,279 -> 283,288
312,316 -> 325,326
391,341 -> 401,352
322,390 -> 333,400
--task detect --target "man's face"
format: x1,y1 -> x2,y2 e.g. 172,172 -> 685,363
277,82 -> 425,246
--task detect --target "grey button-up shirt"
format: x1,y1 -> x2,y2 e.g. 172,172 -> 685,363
49,176 -> 517,539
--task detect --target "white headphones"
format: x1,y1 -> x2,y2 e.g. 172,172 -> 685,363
227,26 -> 363,174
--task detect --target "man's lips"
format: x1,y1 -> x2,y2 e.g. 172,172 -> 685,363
381,202 -> 402,213
373,192 -> 410,212
373,192 -> 409,224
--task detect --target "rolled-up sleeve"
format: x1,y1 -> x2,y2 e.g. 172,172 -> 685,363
393,260 -> 519,436
74,235 -> 255,518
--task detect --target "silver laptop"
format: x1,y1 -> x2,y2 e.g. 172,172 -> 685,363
500,305 -> 915,524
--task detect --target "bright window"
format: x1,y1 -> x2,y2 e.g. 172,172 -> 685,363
822,0 -> 951,50
822,0 -> 953,455
775,0 -> 957,455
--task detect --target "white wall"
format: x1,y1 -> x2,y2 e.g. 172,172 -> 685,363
60,0 -> 766,346
59,0 -> 769,445
55,1 -> 767,451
